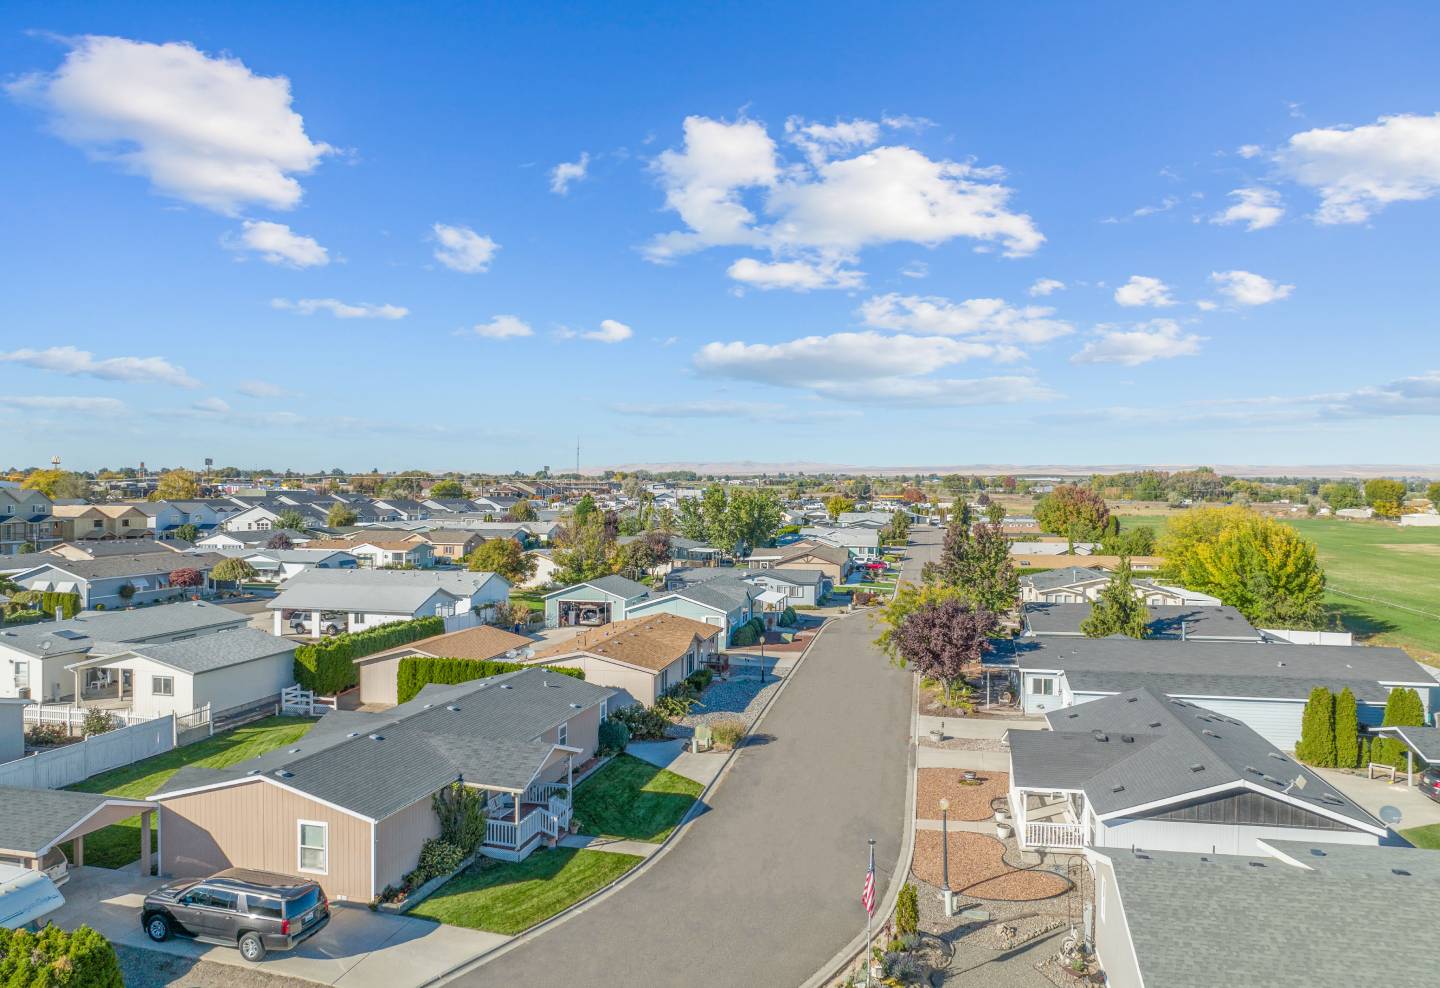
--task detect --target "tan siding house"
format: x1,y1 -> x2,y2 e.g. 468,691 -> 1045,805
523,613 -> 720,708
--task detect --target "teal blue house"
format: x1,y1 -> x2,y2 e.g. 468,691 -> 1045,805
544,574 -> 651,628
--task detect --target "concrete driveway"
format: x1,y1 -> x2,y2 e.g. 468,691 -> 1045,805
49,866 -> 506,988
1316,767 -> 1440,839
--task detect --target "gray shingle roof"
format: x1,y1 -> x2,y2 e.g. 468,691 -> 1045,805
544,574 -> 650,601
89,627 -> 294,675
1020,566 -> 1109,591
155,668 -> 613,819
1103,841 -> 1440,988
1022,602 -> 1260,640
1382,725 -> 1440,764
267,568 -> 503,612
0,787 -> 150,854
20,553 -> 225,582
1014,637 -> 1431,702
1009,687 -> 1381,831
0,600 -> 248,658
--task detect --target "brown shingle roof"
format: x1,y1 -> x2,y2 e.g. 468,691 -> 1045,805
528,613 -> 720,672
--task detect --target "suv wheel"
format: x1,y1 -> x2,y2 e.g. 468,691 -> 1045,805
145,914 -> 170,942
238,931 -> 266,962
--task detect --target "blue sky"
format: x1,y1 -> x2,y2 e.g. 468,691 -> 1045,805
3,2 -> 1438,472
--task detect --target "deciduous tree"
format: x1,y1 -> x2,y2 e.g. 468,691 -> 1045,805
1319,482 -> 1363,510
326,504 -> 358,528
888,597 -> 996,706
467,537 -> 537,585
20,469 -> 88,500
428,479 -> 465,498
154,469 -> 199,500
1363,478 -> 1407,517
825,494 -> 856,521
211,558 -> 257,585
1034,484 -> 1113,542
273,509 -> 308,533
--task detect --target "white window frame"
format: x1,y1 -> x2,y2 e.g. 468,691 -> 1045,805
297,819 -> 328,874
152,675 -> 175,697
1029,677 -> 1054,696
557,723 -> 568,747
599,699 -> 608,722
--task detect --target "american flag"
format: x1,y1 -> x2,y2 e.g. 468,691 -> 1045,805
861,863 -> 876,915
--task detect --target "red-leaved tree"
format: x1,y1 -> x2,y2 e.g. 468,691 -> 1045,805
169,568 -> 202,589
893,598 -> 997,705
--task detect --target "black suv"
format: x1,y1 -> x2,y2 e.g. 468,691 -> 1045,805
141,868 -> 329,962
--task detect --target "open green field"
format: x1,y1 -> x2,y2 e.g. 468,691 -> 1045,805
66,716 -> 315,869
1110,511 -> 1440,661
1281,518 -> 1440,662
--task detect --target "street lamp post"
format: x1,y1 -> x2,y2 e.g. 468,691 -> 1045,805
939,796 -> 954,916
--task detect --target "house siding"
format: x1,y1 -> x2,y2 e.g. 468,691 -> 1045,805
158,780 -> 375,902
1090,856 -> 1144,988
543,586 -> 634,628
1097,817 -> 1378,855
374,794 -> 442,894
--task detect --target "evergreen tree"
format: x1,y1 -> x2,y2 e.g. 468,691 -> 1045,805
1295,687 -> 1336,767
1372,687 -> 1426,770
1080,558 -> 1150,638
1333,687 -> 1360,769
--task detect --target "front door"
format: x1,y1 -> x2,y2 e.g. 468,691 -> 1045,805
120,670 -> 133,700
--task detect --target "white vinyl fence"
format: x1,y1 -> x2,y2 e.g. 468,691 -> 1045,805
24,704 -> 151,734
0,715 -> 175,789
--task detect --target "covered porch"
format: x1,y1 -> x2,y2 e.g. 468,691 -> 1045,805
478,745 -> 580,862
1008,786 -> 1089,851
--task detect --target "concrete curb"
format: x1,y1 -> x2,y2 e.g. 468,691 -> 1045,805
421,611 -> 848,986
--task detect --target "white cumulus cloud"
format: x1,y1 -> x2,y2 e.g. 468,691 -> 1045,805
1211,187 -> 1284,231
1278,112 -> 1440,223
645,114 -> 1043,291
0,345 -> 198,387
550,152 -> 590,195
228,220 -> 328,267
1028,278 -> 1065,297
1072,319 -> 1204,366
858,293 -> 1072,345
271,297 -> 408,319
1113,275 -> 1176,308
583,319 -> 633,344
1210,270 -> 1294,306
466,315 -> 533,339
432,223 -> 499,273
7,35 -> 332,214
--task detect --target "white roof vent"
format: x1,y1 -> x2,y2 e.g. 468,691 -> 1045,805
369,733 -> 384,741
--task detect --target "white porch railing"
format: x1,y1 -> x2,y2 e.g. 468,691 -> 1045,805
1024,821 -> 1087,849
486,817 -> 517,847
523,780 -> 569,804
516,807 -> 550,847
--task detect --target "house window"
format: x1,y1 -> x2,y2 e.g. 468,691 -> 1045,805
557,723 -> 568,747
1030,677 -> 1055,696
298,821 -> 328,873
599,700 -> 608,721
152,676 -> 174,697
93,520 -> 103,529
122,519 -> 130,527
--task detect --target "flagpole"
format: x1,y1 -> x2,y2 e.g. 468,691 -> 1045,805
865,837 -> 875,986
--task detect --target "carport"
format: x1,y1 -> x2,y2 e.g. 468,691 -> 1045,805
1373,725 -> 1440,787
0,786 -> 156,881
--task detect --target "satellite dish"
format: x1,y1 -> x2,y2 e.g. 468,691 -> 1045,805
1379,805 -> 1403,826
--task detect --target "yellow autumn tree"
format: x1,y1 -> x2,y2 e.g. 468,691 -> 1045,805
1158,507 -> 1327,628
153,469 -> 199,500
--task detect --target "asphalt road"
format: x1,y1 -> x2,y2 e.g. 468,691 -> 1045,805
451,528 -> 940,988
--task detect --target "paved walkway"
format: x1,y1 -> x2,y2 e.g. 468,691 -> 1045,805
557,834 -> 661,857
625,739 -> 726,787
444,530 -> 941,988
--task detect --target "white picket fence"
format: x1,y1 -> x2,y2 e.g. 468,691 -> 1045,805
24,704 -> 150,734
280,685 -> 337,717
0,715 -> 175,789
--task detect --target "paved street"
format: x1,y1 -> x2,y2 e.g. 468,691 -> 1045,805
448,528 -> 941,988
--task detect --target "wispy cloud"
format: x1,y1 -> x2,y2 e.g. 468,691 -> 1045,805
432,223 -> 499,273
0,345 -> 198,387
0,395 -> 127,414
550,152 -> 590,194
272,298 -> 408,319
464,315 -> 533,339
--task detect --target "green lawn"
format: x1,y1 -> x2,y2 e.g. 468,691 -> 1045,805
509,589 -> 547,614
408,848 -> 641,934
1401,824 -> 1440,850
66,715 -> 314,869
571,753 -> 702,843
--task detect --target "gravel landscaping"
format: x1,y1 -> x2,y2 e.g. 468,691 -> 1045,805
911,831 -> 1072,901
669,667 -> 783,739
918,735 -> 1009,752
916,768 -> 1009,821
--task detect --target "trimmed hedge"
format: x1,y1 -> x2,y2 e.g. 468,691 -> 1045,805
397,656 -> 584,704
294,615 -> 445,694
4,589 -> 81,621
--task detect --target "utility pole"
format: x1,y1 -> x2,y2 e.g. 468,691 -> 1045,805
575,436 -> 580,477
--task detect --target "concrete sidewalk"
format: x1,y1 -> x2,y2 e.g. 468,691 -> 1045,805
625,738 -> 726,787
557,834 -> 660,857
50,866 -> 505,988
